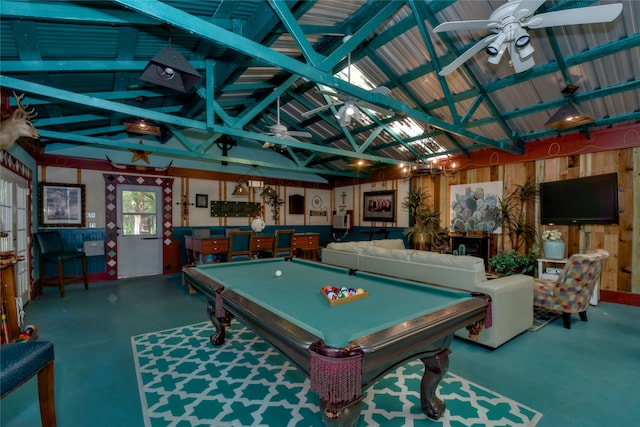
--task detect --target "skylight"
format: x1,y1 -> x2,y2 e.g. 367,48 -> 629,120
338,64 -> 447,158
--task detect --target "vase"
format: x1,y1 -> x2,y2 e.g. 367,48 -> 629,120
544,240 -> 565,259
412,232 -> 431,251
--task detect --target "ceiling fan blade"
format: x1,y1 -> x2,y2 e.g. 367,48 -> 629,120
287,131 -> 312,138
357,101 -> 393,116
266,124 -> 283,131
316,89 -> 340,97
301,101 -> 344,117
525,3 -> 623,29
508,42 -> 535,73
439,33 -> 499,76
433,20 -> 499,32
371,86 -> 391,95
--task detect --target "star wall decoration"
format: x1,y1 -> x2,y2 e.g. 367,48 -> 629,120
129,140 -> 152,164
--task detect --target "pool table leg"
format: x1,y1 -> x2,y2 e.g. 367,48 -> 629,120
419,348 -> 451,420
319,397 -> 362,427
206,301 -> 226,346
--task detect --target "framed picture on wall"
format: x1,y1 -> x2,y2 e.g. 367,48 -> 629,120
363,190 -> 396,222
39,182 -> 86,227
449,180 -> 503,234
195,194 -> 208,208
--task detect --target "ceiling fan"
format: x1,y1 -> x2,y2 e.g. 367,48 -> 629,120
433,0 -> 623,76
301,45 -> 393,126
261,95 -> 312,148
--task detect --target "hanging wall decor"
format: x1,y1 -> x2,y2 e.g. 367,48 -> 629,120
39,182 -> 86,227
210,201 -> 260,217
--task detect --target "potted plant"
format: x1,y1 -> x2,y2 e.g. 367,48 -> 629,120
401,187 -> 441,250
490,249 -> 536,276
496,179 -> 538,253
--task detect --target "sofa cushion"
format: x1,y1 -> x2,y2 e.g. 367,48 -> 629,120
364,246 -> 413,261
325,241 -> 372,253
371,239 -> 406,250
410,251 -> 487,282
325,239 -> 405,253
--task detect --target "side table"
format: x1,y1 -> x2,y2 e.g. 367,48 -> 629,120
537,257 -> 599,306
537,257 -> 568,280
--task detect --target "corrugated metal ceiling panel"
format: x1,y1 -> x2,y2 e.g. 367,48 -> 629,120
0,0 -> 637,180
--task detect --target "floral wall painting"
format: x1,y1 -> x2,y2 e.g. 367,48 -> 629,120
450,180 -> 502,234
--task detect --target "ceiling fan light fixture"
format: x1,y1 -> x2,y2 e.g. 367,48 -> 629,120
486,44 -> 500,56
487,44 -> 507,65
140,47 -> 202,93
545,103 -> 594,131
515,34 -> 531,48
518,42 -> 535,59
486,32 -> 507,56
345,103 -> 356,116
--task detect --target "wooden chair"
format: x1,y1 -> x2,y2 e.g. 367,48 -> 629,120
1,341 -> 56,426
263,229 -> 295,258
226,231 -> 253,262
34,231 -> 88,298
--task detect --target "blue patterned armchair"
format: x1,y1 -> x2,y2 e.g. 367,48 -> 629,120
534,249 -> 609,329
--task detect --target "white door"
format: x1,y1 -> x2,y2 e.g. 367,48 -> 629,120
116,185 -> 162,278
0,167 -> 30,313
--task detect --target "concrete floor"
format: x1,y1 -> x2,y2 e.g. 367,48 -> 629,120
1,274 -> 638,427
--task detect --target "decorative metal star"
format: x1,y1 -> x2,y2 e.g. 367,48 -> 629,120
129,140 -> 152,164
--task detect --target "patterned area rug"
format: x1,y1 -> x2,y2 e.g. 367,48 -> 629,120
530,306 -> 563,332
132,321 -> 542,427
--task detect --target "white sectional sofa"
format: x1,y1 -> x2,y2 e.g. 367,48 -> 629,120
322,239 -> 533,349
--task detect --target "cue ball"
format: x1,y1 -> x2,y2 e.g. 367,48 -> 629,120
275,270 -> 282,277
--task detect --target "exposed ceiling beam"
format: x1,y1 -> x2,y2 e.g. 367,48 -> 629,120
111,0 -> 511,151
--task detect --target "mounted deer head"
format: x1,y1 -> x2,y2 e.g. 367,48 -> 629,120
0,92 -> 40,149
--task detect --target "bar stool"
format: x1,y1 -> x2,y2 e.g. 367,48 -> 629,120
34,231 -> 88,298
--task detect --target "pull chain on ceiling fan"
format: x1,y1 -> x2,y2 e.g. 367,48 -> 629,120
261,95 -> 312,149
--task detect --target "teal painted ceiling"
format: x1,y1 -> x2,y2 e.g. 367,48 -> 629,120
1,0 -> 638,182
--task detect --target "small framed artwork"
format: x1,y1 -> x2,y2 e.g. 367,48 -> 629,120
195,194 -> 208,208
363,190 -> 396,222
288,194 -> 304,214
39,182 -> 86,227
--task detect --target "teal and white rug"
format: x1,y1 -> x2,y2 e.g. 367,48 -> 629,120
132,321 -> 541,427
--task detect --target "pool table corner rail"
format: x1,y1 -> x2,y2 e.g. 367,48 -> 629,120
183,266 -> 226,294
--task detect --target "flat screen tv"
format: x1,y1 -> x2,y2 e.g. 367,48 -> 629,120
540,173 -> 619,225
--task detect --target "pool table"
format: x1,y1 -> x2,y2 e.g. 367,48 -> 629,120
183,258 -> 489,426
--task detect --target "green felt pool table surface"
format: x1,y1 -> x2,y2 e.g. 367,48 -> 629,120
188,258 -> 474,347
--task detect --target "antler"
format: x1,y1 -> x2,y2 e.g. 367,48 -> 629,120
12,91 -> 37,119
0,92 -> 40,149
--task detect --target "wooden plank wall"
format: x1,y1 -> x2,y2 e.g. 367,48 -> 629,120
427,147 -> 636,296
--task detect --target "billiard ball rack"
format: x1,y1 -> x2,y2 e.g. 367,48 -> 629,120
322,288 -> 369,306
